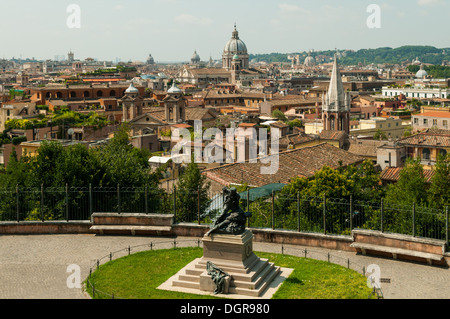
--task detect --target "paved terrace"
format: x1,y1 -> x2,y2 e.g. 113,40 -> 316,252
0,234 -> 449,299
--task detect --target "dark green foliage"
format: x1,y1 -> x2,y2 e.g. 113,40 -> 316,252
175,160 -> 211,223
428,154 -> 450,209
407,64 -> 450,79
249,46 -> 450,66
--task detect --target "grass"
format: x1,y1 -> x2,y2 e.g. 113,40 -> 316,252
85,247 -> 374,299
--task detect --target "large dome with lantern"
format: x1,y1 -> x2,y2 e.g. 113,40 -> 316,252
222,24 -> 249,70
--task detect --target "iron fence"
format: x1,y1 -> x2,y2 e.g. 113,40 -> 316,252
0,185 -> 448,249
84,239 -> 381,299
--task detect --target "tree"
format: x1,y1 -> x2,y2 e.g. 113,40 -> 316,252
271,110 -> 287,122
287,119 -> 303,130
91,123 -> 157,188
175,160 -> 211,222
428,154 -> 450,209
384,157 -> 428,208
403,126 -> 413,137
0,147 -> 30,188
374,129 -> 388,140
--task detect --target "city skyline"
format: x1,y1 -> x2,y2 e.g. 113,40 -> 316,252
1,0 -> 449,62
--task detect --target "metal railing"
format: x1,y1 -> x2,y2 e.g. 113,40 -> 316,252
84,239 -> 380,299
0,185 -> 448,249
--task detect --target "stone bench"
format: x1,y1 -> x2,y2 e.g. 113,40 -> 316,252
90,213 -> 173,236
350,229 -> 447,266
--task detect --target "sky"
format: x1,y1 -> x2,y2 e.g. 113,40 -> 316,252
1,0 -> 449,63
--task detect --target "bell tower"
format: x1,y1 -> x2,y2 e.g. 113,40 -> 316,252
322,54 -> 350,134
164,81 -> 186,124
121,83 -> 143,121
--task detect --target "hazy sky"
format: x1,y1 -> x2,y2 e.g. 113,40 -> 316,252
1,0 -> 449,62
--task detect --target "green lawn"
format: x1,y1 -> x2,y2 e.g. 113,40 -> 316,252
85,247 -> 374,299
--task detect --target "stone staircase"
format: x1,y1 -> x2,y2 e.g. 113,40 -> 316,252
172,254 -> 281,297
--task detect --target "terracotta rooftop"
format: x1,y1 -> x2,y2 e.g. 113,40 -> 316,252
319,130 -> 347,140
279,133 -> 315,148
380,167 -> 435,183
202,143 -> 365,187
348,143 -> 380,158
399,130 -> 450,147
414,111 -> 450,118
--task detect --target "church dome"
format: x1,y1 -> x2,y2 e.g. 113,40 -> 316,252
191,51 -> 200,63
125,82 -> 139,94
304,52 -> 315,67
416,64 -> 428,78
147,54 -> 155,64
224,26 -> 247,55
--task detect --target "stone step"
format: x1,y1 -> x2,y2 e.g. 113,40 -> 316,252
231,262 -> 276,290
178,274 -> 200,283
185,268 -> 203,276
195,255 -> 261,275
229,266 -> 281,297
172,280 -> 200,290
230,259 -> 269,282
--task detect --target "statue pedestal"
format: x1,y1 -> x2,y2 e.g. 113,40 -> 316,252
165,229 -> 288,298
201,229 -> 255,265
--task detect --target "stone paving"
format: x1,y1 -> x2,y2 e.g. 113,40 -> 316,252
0,234 -> 449,299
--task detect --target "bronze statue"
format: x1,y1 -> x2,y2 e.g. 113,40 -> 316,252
206,261 -> 229,294
205,187 -> 252,236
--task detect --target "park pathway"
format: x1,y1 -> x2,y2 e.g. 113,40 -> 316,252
0,234 -> 449,299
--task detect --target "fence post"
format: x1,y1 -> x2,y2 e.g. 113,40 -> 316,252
380,198 -> 384,233
297,192 -> 300,232
41,184 -> 44,222
323,194 -> 326,235
65,183 -> 69,221
247,190 -> 250,228
412,202 -> 416,237
445,206 -> 448,251
173,186 -> 177,223
16,184 -> 19,222
349,195 -> 353,231
145,185 -> 148,214
197,185 -> 201,225
271,191 -> 275,230
117,184 -> 121,214
89,184 -> 93,217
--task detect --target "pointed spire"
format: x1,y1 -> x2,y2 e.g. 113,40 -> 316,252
326,53 -> 345,111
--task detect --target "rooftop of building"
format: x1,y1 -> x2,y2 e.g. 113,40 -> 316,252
202,142 -> 365,188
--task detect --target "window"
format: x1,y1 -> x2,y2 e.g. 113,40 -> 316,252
422,148 -> 431,160
423,119 -> 428,125
433,119 -> 438,126
443,120 -> 448,129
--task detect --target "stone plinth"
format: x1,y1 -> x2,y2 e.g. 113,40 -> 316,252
201,230 -> 255,265
158,229 -> 293,298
